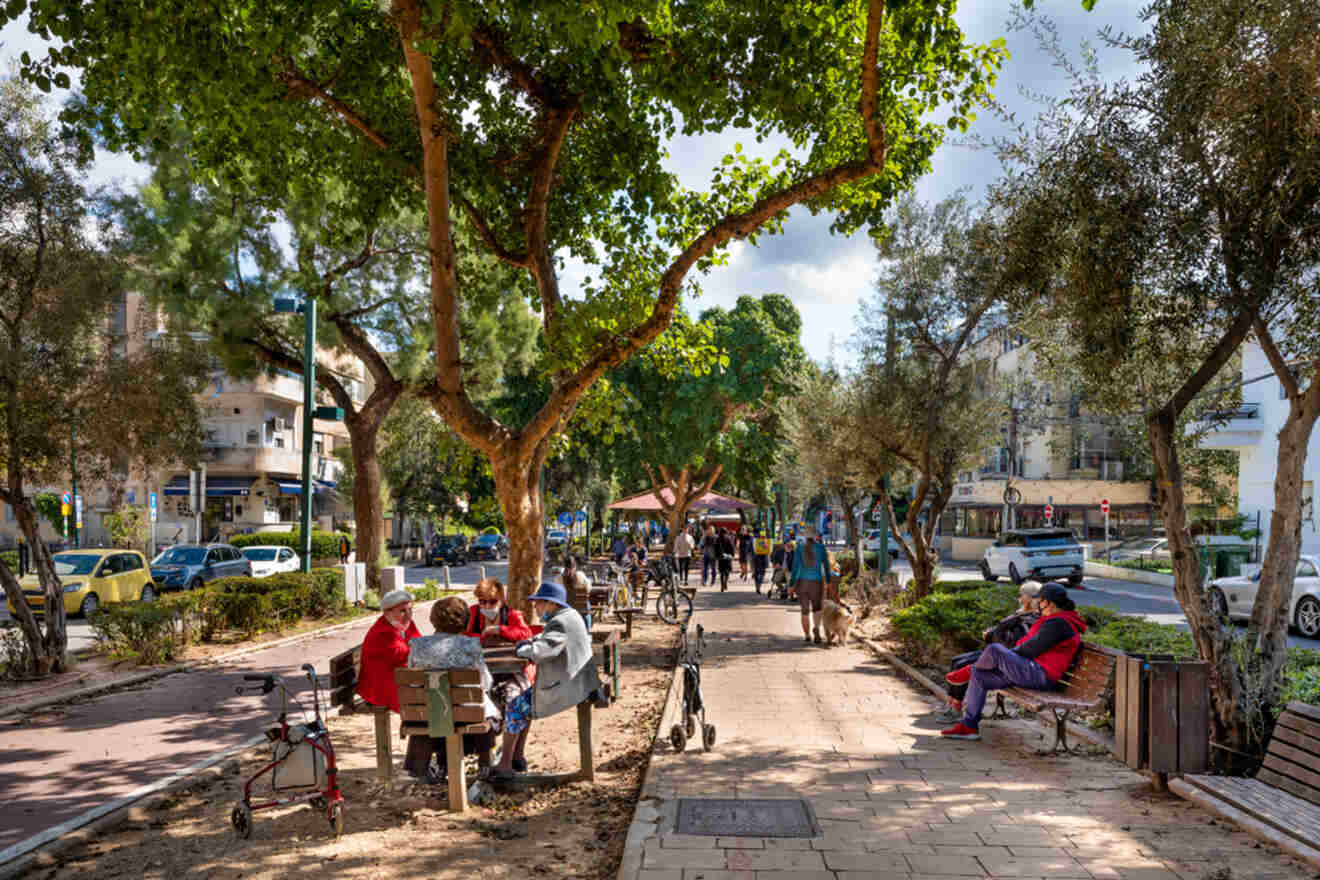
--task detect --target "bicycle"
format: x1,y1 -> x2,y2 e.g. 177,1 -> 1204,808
652,556 -> 693,624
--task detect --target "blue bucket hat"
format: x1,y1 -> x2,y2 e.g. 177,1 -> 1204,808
529,581 -> 571,608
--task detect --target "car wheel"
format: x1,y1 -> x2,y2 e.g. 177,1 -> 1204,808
1008,563 -> 1024,586
980,561 -> 997,583
1209,587 -> 1229,620
1295,596 -> 1320,638
79,593 -> 99,617
140,585 -> 156,603
189,577 -> 204,592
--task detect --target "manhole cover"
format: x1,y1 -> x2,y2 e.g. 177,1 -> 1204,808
675,798 -> 821,838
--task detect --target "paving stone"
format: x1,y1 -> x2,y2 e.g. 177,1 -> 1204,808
661,835 -> 722,849
725,849 -> 829,871
823,851 -> 910,872
718,838 -> 768,849
638,871 -> 684,880
681,871 -> 755,880
644,847 -> 731,870
906,854 -> 988,875
977,856 -> 1092,878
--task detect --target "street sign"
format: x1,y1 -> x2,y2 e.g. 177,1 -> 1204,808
75,494 -> 83,528
149,491 -> 158,523
1100,499 -> 1110,514
574,510 -> 587,523
1043,503 -> 1053,521
62,491 -> 71,505
61,503 -> 70,516
557,511 -> 572,527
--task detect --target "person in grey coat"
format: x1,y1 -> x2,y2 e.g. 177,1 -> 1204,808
491,581 -> 602,780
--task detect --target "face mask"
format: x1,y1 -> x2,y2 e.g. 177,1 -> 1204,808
540,609 -> 555,623
480,606 -> 499,621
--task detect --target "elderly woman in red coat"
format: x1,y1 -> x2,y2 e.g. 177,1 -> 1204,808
357,589 -> 419,713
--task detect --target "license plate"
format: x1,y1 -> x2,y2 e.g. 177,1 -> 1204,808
1049,550 -> 1067,556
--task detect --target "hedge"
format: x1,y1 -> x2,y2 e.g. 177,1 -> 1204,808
231,531 -> 350,560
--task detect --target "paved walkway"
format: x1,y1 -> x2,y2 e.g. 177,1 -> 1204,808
622,581 -> 1312,880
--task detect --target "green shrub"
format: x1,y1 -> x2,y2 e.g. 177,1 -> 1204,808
1078,605 -> 1120,631
933,579 -> 1000,594
409,579 -> 449,602
196,569 -> 348,637
1280,665 -> 1320,708
89,602 -> 179,664
890,585 -> 1020,658
0,550 -> 17,572
1109,558 -> 1174,575
231,531 -> 349,560
1084,616 -> 1198,659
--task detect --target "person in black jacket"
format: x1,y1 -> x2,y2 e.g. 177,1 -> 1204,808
943,581 -> 1042,712
714,529 -> 736,591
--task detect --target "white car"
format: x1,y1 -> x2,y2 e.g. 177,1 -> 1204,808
862,529 -> 903,560
981,528 -> 1084,587
240,545 -> 301,578
1206,555 -> 1320,638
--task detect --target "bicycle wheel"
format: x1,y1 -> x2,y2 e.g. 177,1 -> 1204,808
656,589 -> 679,624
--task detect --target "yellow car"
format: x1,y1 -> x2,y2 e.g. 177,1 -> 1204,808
6,549 -> 156,618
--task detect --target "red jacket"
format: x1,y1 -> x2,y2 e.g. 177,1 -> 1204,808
1013,610 -> 1086,682
464,604 -> 536,682
357,615 -> 420,713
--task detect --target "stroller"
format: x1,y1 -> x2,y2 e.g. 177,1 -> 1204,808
231,663 -> 344,839
669,623 -> 716,752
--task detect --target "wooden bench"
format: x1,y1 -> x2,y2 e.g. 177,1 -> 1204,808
993,642 -> 1121,752
396,666 -> 491,812
1171,702 -> 1320,871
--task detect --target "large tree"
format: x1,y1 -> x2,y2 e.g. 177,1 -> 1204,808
16,0 -> 1007,604
994,0 -> 1320,758
0,79 -> 208,674
611,294 -> 804,550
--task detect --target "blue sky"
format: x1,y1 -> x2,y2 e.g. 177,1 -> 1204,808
0,1 -> 1148,365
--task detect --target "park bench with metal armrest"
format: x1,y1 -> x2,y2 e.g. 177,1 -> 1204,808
993,642 -> 1121,753
1170,701 -> 1320,872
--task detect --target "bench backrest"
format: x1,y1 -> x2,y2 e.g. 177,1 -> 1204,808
395,666 -> 486,736
1259,701 -> 1320,807
329,645 -> 362,710
1057,643 -> 1120,701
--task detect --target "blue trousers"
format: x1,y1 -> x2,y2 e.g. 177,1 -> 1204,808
962,643 -> 1050,728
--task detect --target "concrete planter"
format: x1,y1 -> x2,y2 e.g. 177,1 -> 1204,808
1084,560 -> 1174,588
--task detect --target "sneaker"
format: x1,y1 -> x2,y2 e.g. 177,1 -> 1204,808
945,665 -> 973,686
940,722 -> 981,740
511,757 -> 528,773
949,697 -> 963,713
812,632 -> 822,644
804,635 -> 812,643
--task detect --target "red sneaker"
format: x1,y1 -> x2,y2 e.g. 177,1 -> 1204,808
948,697 -> 963,712
945,665 -> 973,686
940,722 -> 981,740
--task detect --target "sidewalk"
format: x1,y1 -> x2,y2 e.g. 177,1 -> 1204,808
622,583 -> 1312,880
0,595 -> 462,858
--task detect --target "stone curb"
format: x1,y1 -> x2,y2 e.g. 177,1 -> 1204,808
614,614 -> 694,880
858,636 -> 1116,752
0,592 -> 467,719
1084,560 -> 1175,588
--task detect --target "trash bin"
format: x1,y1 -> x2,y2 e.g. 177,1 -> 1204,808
1113,653 -> 1210,776
1214,546 -> 1253,578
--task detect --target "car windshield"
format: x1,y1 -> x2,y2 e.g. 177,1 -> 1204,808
549,530 -> 566,539
154,547 -> 206,565
242,548 -> 278,561
866,530 -> 882,539
1024,533 -> 1076,548
52,553 -> 102,576
1117,538 -> 1163,552
474,535 -> 498,545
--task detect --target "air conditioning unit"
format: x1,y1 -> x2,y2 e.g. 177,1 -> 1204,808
273,417 -> 287,432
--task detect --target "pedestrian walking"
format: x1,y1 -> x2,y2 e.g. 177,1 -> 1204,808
788,527 -> 833,644
752,530 -> 772,594
700,522 -> 717,587
673,527 -> 694,585
737,525 -> 753,581
611,534 -> 628,564
338,533 -> 351,564
716,528 -> 735,591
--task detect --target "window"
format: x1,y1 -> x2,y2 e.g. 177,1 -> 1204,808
119,554 -> 142,571
205,550 -> 220,565
98,555 -> 121,576
274,434 -> 285,449
279,549 -> 293,561
246,429 -> 260,445
1298,560 -> 1317,578
313,432 -> 325,455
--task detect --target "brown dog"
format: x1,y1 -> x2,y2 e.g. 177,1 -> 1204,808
821,597 -> 853,646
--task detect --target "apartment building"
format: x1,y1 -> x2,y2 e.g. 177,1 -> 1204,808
0,291 -> 366,549
1196,340 -> 1318,557
939,325 -> 1163,561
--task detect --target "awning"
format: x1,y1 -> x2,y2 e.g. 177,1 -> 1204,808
276,479 -> 338,495
608,489 -> 756,512
163,476 -> 255,497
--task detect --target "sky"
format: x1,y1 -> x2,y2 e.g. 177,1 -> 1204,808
0,1 -> 1149,366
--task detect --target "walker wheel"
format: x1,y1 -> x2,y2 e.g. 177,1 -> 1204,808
669,724 -> 687,752
685,713 -> 697,738
311,796 -> 328,812
702,724 -> 717,752
231,803 -> 252,839
328,802 -> 344,838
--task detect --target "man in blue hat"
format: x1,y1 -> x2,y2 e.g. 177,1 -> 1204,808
491,581 -> 603,780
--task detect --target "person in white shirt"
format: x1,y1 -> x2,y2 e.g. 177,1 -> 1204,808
672,528 -> 695,584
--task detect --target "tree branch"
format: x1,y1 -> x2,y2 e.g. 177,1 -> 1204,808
1254,317 -> 1298,399
454,194 -> 530,268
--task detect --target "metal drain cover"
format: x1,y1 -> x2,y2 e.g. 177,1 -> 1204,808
675,798 -> 821,838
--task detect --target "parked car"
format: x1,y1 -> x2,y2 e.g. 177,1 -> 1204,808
6,549 -> 155,618
1206,555 -> 1320,638
150,542 -> 251,592
1106,536 -> 1172,564
862,529 -> 905,560
428,534 -> 469,567
544,529 -> 568,549
240,545 -> 301,578
981,528 -> 1084,587
469,532 -> 509,561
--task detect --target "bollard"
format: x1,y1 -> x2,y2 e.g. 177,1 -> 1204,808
443,565 -> 451,589
479,565 -> 487,582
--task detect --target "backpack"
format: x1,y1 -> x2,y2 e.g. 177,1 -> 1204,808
753,536 -> 772,555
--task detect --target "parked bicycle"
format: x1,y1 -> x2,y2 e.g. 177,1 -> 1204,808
651,556 -> 693,624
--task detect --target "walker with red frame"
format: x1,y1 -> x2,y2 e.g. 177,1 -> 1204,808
231,663 -> 345,839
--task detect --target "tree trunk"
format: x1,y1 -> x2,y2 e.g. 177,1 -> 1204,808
0,495 -> 68,674
664,502 -> 689,555
1248,377 -> 1320,696
492,442 -> 549,611
347,418 -> 385,594
1147,411 -> 1245,754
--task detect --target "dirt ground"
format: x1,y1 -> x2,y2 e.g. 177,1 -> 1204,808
23,613 -> 678,880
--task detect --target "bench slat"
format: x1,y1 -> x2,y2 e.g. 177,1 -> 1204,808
1185,775 -> 1320,846
1271,724 -> 1320,764
999,644 -> 1116,714
1288,701 -> 1320,724
1276,710 -> 1320,746
1255,767 -> 1320,811
1261,753 -> 1320,806
401,703 -> 485,724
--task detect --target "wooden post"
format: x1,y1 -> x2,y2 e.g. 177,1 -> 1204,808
577,701 -> 595,782
446,733 -> 467,811
373,707 -> 393,783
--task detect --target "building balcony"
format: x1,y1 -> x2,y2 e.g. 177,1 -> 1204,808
199,443 -> 329,477
1192,403 -> 1263,450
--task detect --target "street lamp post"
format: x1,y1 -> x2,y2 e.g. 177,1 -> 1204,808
275,296 -> 316,574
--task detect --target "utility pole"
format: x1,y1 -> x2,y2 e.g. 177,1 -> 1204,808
876,306 -> 897,573
70,425 -> 79,548
299,297 -> 316,573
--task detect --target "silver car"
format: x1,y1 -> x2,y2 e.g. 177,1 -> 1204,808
1107,536 -> 1172,564
1206,555 -> 1320,638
